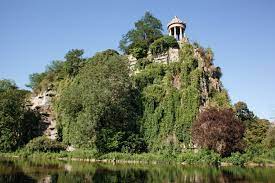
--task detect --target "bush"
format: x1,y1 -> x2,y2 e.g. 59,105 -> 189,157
25,136 -> 66,153
135,58 -> 152,70
192,107 -> 245,157
129,42 -> 148,59
223,152 -> 249,166
149,35 -> 179,55
177,150 -> 221,165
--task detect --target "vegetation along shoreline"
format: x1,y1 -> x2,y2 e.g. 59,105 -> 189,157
1,12 -> 274,168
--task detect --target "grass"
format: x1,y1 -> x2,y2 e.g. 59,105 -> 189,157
1,148 -> 275,167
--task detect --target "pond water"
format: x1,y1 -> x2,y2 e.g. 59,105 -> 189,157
0,158 -> 274,183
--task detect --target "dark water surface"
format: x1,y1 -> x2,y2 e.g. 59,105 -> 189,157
0,158 -> 274,183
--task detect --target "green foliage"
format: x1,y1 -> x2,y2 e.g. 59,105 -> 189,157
263,126 -> 275,149
129,41 -> 148,59
134,44 -> 201,152
25,136 -> 66,152
209,90 -> 231,108
119,11 -> 163,57
234,101 -> 255,121
55,50 -> 141,153
233,101 -> 269,150
244,119 -> 269,147
26,72 -> 47,91
64,49 -> 85,77
257,148 -> 275,162
149,35 -> 179,55
177,150 -> 221,165
223,152 -> 248,166
27,49 -> 86,93
0,79 -> 17,91
135,58 -> 152,70
0,80 -> 40,152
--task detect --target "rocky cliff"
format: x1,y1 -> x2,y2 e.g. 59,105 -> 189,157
30,88 -> 57,140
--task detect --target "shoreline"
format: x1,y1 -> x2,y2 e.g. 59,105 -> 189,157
1,153 -> 275,168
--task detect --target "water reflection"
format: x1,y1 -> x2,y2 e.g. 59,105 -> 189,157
0,158 -> 274,183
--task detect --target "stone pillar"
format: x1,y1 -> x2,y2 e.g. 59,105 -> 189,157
174,27 -> 177,40
169,28 -> 172,36
179,27 -> 183,40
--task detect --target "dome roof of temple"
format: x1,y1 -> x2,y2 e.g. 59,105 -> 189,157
167,16 -> 185,28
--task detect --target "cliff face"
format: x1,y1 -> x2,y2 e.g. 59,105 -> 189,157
194,47 -> 223,109
30,88 -> 57,140
129,42 -> 223,109
129,43 -> 227,151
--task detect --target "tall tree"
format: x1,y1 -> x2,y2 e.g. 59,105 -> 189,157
0,80 -> 40,152
64,49 -> 85,77
119,12 -> 163,58
234,101 -> 255,122
56,50 -> 142,152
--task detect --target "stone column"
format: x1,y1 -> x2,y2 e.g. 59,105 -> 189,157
179,27 -> 183,40
174,27 -> 177,40
169,28 -> 172,36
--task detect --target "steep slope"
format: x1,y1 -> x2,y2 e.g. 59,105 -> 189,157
133,43 -> 230,152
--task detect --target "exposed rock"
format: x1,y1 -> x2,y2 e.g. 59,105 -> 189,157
66,145 -> 76,152
30,88 -> 57,140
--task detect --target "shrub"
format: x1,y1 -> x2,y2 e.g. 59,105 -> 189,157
192,107 -> 245,157
135,58 -> 152,70
129,42 -> 148,59
25,136 -> 66,153
149,35 -> 179,55
177,149 -> 221,165
223,152 -> 248,166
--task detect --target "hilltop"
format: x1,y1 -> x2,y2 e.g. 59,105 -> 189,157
0,12 -> 274,166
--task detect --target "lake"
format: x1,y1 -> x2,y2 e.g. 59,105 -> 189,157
0,158 -> 274,183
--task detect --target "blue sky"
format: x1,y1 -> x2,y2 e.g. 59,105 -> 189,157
1,0 -> 274,120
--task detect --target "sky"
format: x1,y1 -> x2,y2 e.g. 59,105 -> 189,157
0,0 -> 274,120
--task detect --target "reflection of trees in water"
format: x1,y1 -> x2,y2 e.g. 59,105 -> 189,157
221,167 -> 275,183
0,160 -> 36,183
1,159 -> 275,183
92,168 -> 147,183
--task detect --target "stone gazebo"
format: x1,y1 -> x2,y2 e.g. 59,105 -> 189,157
167,16 -> 186,41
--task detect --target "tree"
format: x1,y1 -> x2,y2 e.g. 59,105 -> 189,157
26,72 -> 47,91
56,50 -> 142,152
244,119 -> 269,147
27,49 -> 85,93
234,101 -> 255,122
64,49 -> 85,77
264,126 -> 275,148
119,11 -> 163,57
0,79 -> 17,91
192,107 -> 245,157
234,102 -> 269,148
0,80 -> 40,152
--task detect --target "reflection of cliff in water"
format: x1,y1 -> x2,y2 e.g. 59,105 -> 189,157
0,158 -> 275,183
